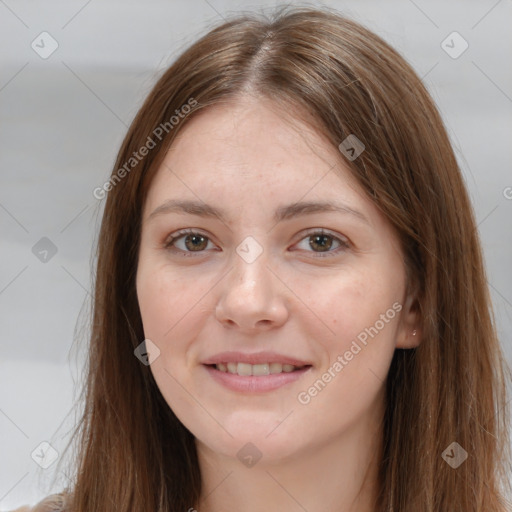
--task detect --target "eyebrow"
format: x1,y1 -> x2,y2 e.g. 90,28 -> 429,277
147,199 -> 370,226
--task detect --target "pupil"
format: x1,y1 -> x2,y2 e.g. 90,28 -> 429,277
311,235 -> 331,252
186,234 -> 207,251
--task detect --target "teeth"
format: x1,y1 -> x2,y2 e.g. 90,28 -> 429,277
252,363 -> 270,376
214,362 -> 304,375
237,362 -> 252,376
269,362 -> 283,374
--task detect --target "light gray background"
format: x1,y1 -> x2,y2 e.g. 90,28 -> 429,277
1,0 -> 511,509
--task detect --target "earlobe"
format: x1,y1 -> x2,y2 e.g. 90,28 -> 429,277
396,327 -> 421,349
404,327 -> 421,349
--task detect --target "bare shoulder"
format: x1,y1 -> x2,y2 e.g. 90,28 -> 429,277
8,493 -> 68,512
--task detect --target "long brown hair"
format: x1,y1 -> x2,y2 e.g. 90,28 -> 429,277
55,5 -> 512,511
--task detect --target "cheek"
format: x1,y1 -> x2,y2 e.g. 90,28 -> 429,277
302,265 -> 400,349
136,263 -> 216,368
137,264 -> 190,336
136,266 -> 220,438
298,270 -> 402,415
294,275 -> 399,427
137,267 -> 172,340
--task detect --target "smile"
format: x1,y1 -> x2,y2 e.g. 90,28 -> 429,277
203,364 -> 312,392
213,362 -> 307,375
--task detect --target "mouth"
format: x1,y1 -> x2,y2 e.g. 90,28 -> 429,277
206,362 -> 312,376
203,363 -> 313,393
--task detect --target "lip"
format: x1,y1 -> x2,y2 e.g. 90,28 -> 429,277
203,364 -> 313,393
201,351 -> 312,367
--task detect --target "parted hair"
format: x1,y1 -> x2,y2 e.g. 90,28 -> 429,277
45,5 -> 511,512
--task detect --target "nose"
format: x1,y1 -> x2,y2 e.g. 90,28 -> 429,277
215,247 -> 289,332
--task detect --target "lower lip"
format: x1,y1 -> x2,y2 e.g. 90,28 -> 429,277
203,364 -> 312,393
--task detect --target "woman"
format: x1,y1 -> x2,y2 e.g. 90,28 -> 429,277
13,5 -> 511,512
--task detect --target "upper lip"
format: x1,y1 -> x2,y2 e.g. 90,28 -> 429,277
202,351 -> 312,367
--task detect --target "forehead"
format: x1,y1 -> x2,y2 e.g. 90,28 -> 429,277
144,97 -> 368,211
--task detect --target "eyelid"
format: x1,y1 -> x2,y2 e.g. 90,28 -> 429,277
299,227 -> 349,244
164,228 -> 209,246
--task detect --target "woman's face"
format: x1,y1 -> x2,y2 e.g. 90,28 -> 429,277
136,96 -> 419,462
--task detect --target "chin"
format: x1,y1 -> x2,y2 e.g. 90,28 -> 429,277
193,418 -> 307,466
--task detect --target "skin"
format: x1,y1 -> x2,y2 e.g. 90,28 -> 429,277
136,95 -> 421,512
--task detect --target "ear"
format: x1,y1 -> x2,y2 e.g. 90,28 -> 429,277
395,286 -> 422,349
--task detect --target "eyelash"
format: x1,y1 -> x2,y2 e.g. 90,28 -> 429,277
163,228 -> 350,258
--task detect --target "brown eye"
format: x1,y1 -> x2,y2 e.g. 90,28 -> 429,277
182,233 -> 209,251
164,229 -> 213,255
309,233 -> 334,252
293,229 -> 350,257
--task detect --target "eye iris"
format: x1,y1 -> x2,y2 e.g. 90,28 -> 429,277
309,234 -> 332,252
185,234 -> 208,251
